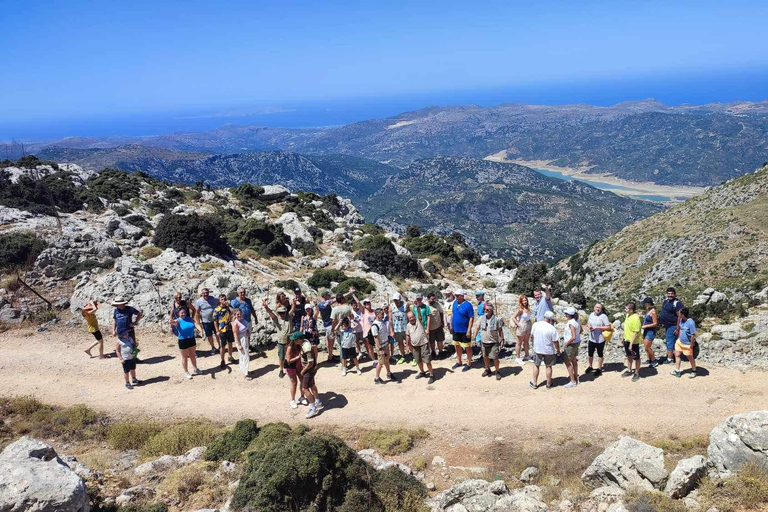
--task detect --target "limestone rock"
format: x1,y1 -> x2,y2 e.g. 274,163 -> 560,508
665,455 -> 707,498
582,437 -> 668,491
520,466 -> 540,483
0,437 -> 89,512
276,212 -> 314,244
708,410 -> 768,479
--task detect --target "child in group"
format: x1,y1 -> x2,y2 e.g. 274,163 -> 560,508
231,309 -> 251,379
671,307 -> 698,378
115,330 -> 140,389
372,308 -> 398,384
300,336 -> 323,418
339,317 -> 362,376
82,300 -> 104,358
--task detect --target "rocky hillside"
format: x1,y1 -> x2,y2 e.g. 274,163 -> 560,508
367,157 -> 663,260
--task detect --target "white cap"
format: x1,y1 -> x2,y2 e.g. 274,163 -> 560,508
304,303 -> 313,310
544,311 -> 555,320
564,306 -> 577,316
391,292 -> 402,301
454,289 -> 465,296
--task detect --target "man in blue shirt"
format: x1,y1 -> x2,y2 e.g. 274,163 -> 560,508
450,289 -> 475,372
659,287 -> 683,364
112,296 -> 143,360
671,307 -> 697,378
533,284 -> 553,322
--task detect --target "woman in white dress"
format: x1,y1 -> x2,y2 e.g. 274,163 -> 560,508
512,294 -> 532,364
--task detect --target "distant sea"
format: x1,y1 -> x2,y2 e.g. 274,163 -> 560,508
3,67 -> 768,141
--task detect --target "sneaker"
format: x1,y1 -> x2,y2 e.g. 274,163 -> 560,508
397,357 -> 405,364
515,357 -> 525,365
290,400 -> 298,409
482,369 -> 491,377
184,372 -> 192,380
415,371 -> 426,379
585,367 -> 593,374
315,399 -> 324,409
410,359 -> 417,367
564,381 -> 577,388
495,372 -> 502,381
650,360 -> 659,368
670,369 -> 682,378
529,381 -> 538,389
131,378 -> 140,385
125,382 -> 133,390
545,383 -> 552,389
193,368 -> 203,376
278,370 -> 285,378
451,363 -> 461,370
594,369 -> 603,377
298,397 -> 309,406
228,356 -> 236,364
211,349 -> 217,356
428,375 -> 436,384
220,361 -> 226,370
374,377 -> 385,385
621,370 -> 633,378
342,367 -> 347,376
632,373 -> 640,382
462,365 -> 471,372
306,406 -> 318,419
356,368 -> 362,375
372,361 -> 378,368
688,371 -> 697,379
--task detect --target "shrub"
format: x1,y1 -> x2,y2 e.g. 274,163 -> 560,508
85,169 -> 146,202
0,168 -> 86,215
307,269 -> 347,289
353,234 -> 392,252
0,232 -> 47,271
154,213 -> 231,258
123,214 -> 152,234
333,277 -> 376,296
482,279 -> 496,289
8,400 -> 107,441
107,420 -> 163,451
507,262 -> 549,294
699,463 -> 768,512
200,261 -> 224,271
402,233 -> 456,261
292,239 -> 320,256
625,489 -> 686,512
231,184 -> 266,210
141,419 -> 220,457
0,275 -> 21,292
307,225 -> 323,242
32,309 -> 58,324
358,245 -> 423,280
6,395 -> 49,416
226,218 -> 289,258
489,258 -> 519,270
204,419 -> 259,462
145,198 -> 176,215
246,422 -> 294,455
372,466 -> 427,512
274,279 -> 300,291
423,260 -> 438,275
59,258 -> 114,279
358,428 -> 428,456
111,204 -> 130,216
406,225 -> 421,238
359,223 -> 384,236
140,246 -> 163,259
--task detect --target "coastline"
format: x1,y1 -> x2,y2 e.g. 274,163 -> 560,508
484,151 -> 707,202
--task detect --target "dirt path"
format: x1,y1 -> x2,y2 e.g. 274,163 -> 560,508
1,326 -> 765,443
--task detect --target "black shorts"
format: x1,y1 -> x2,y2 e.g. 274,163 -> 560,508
301,370 -> 316,389
91,330 -> 103,341
452,331 -> 468,344
341,347 -> 357,360
202,322 -> 215,337
588,341 -> 605,358
220,330 -> 234,346
122,358 -> 137,374
429,326 -> 446,343
178,337 -> 196,350
624,341 -> 640,361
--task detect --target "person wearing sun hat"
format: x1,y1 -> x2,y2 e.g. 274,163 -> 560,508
111,296 -> 143,358
562,306 -> 582,388
450,289 -> 475,372
264,299 -> 295,378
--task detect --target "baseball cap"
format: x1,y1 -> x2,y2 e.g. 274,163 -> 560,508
564,306 -> 577,316
304,303 -> 313,310
475,290 -> 484,296
321,289 -> 331,297
294,287 -> 301,292
276,306 -> 287,313
391,292 -> 402,301
641,297 -> 654,304
454,289 -> 465,296
362,298 -> 371,304
290,331 -> 305,341
544,311 -> 555,319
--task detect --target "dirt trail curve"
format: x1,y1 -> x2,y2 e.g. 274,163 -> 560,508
1,326 -> 765,441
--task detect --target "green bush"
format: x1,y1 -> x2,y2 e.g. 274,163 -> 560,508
85,169 -> 146,202
140,246 -> 163,259
144,198 -> 177,215
353,234 -> 392,252
274,279 -> 300,291
358,244 -> 422,280
0,232 -> 47,271
246,422 -> 294,455
111,204 -> 130,216
226,218 -> 289,258
490,258 -> 519,270
154,213 -> 232,258
231,184 -> 266,211
372,467 -> 427,512
123,214 -> 152,234
359,223 -> 384,236
0,168 -> 87,215
141,419 -> 220,457
358,428 -> 428,456
59,258 -> 114,279
292,239 -> 320,256
333,277 -> 376,296
402,233 -> 458,262
507,262 -> 549,294
107,420 -> 163,451
204,419 -> 259,462
307,269 -> 347,289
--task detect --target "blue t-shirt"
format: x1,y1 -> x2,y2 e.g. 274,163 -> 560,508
678,318 -> 696,345
452,300 -> 474,333
176,317 -> 196,340
659,298 -> 683,327
318,300 -> 333,327
231,298 -> 254,322
475,301 -> 485,341
113,306 -> 139,334
533,298 -> 553,322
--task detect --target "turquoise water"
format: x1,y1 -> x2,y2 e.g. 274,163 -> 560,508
533,168 -> 670,202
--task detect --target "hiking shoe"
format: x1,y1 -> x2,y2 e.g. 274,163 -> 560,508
125,382 -> 133,390
688,371 -> 697,379
278,370 -> 285,378
342,367 -> 347,376
451,363 -> 461,370
670,369 -> 682,378
228,356 -> 236,364
184,372 -> 192,380
305,406 -> 318,419
632,373 -> 640,382
594,369 -> 602,377
650,360 -> 659,368
585,367 -> 593,374
410,359 -> 417,366
545,383 -> 552,389
374,377 -> 385,385
462,365 -> 471,372
495,372 -> 502,381
397,357 -> 405,364
210,349 -> 217,356
290,400 -> 298,409
220,361 -> 226,369
372,361 -> 378,368
621,370 -> 633,378
529,381 -> 537,389
564,381 -> 577,388
482,369 -> 491,377
193,368 -> 203,375
515,357 -> 524,365
315,399 -> 324,409
416,371 -> 427,379
356,368 -> 362,375
131,378 -> 140,385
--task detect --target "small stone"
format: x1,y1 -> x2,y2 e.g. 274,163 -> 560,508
520,466 -> 540,483
432,455 -> 447,467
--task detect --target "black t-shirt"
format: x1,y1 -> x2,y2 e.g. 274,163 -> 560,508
292,295 -> 307,324
659,298 -> 682,327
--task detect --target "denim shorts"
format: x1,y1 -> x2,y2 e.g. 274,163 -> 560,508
664,325 -> 677,351
202,322 -> 215,337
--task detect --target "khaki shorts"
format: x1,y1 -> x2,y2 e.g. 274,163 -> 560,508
563,344 -> 579,362
481,342 -> 499,360
412,344 -> 431,364
533,353 -> 556,367
377,345 -> 390,364
394,331 -> 406,345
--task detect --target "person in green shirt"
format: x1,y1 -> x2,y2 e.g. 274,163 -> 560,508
622,302 -> 642,381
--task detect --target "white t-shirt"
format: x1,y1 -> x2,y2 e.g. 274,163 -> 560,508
588,313 -> 610,344
340,328 -> 356,349
563,318 -> 581,346
351,309 -> 363,333
531,320 -> 559,355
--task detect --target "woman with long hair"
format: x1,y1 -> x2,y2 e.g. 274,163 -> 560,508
512,294 -> 532,364
169,307 -> 203,380
169,291 -> 196,336
641,297 -> 660,367
231,309 -> 251,379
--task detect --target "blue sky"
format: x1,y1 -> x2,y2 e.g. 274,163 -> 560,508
2,0 -> 768,135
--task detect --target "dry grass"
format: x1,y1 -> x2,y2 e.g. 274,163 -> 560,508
358,428 -> 430,456
0,396 -> 108,441
698,463 -> 768,512
141,418 -> 220,457
0,275 -> 21,292
157,461 -> 228,508
199,261 -> 224,271
107,419 -> 164,451
624,488 -> 686,512
139,246 -> 163,259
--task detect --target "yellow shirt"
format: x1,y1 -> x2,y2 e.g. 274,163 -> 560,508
623,313 -> 641,344
83,311 -> 100,333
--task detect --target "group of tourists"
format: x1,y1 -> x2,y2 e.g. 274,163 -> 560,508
81,281 -> 698,418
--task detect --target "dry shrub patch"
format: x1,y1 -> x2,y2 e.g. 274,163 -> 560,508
0,396 -> 107,441
359,428 -> 429,456
107,420 -> 164,451
141,419 -> 219,457
624,488 -> 686,512
698,463 -> 768,512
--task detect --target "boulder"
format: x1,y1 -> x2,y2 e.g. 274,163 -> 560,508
134,446 -> 207,477
428,479 -> 509,511
708,410 -> 768,479
520,466 -> 540,483
582,437 -> 668,491
275,212 -> 314,244
0,437 -> 89,512
115,485 -> 155,506
665,455 -> 707,498
489,485 -> 548,512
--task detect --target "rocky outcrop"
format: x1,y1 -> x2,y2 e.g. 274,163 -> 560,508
275,212 -> 314,244
134,446 -> 206,477
582,437 -> 668,491
427,480 -> 548,512
665,456 -> 707,498
357,449 -> 424,479
0,437 -> 89,512
708,410 -> 768,479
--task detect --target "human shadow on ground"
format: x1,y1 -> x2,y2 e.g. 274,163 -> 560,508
432,367 -> 453,381
394,369 -> 417,381
139,355 -> 174,365
498,366 -> 523,378
550,376 -> 572,387
248,363 -> 278,380
638,366 -> 659,378
139,376 -> 171,386
602,362 -> 625,373
318,391 -> 347,412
